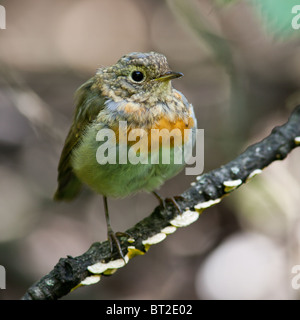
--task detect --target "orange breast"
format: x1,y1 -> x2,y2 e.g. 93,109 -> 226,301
150,116 -> 194,149
111,115 -> 194,153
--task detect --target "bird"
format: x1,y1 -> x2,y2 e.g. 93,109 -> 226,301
54,51 -> 197,259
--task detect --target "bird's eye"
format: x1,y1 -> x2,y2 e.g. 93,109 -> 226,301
130,70 -> 145,83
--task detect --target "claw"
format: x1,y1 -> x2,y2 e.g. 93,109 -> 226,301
107,228 -> 128,263
153,191 -> 184,213
165,196 -> 183,213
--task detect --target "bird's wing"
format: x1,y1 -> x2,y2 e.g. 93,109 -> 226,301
54,77 -> 106,201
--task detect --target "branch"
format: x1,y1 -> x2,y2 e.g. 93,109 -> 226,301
22,105 -> 300,300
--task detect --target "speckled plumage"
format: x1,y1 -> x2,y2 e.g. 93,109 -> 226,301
54,52 -> 196,200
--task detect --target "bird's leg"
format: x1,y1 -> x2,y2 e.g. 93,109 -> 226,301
103,196 -> 128,262
152,191 -> 167,209
152,191 -> 184,213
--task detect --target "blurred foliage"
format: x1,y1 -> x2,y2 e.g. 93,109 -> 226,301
167,0 -> 247,155
215,0 -> 240,6
0,0 -> 300,300
249,0 -> 300,39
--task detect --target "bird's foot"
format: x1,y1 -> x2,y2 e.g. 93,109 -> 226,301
164,195 -> 184,213
153,191 -> 184,213
107,228 -> 131,263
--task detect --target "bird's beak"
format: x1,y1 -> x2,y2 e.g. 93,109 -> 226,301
155,71 -> 183,82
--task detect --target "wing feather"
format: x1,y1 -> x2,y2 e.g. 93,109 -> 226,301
54,77 -> 105,201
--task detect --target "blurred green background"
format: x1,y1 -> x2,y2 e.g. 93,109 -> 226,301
0,0 -> 300,299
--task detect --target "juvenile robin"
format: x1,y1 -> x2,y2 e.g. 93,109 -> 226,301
54,52 -> 197,259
